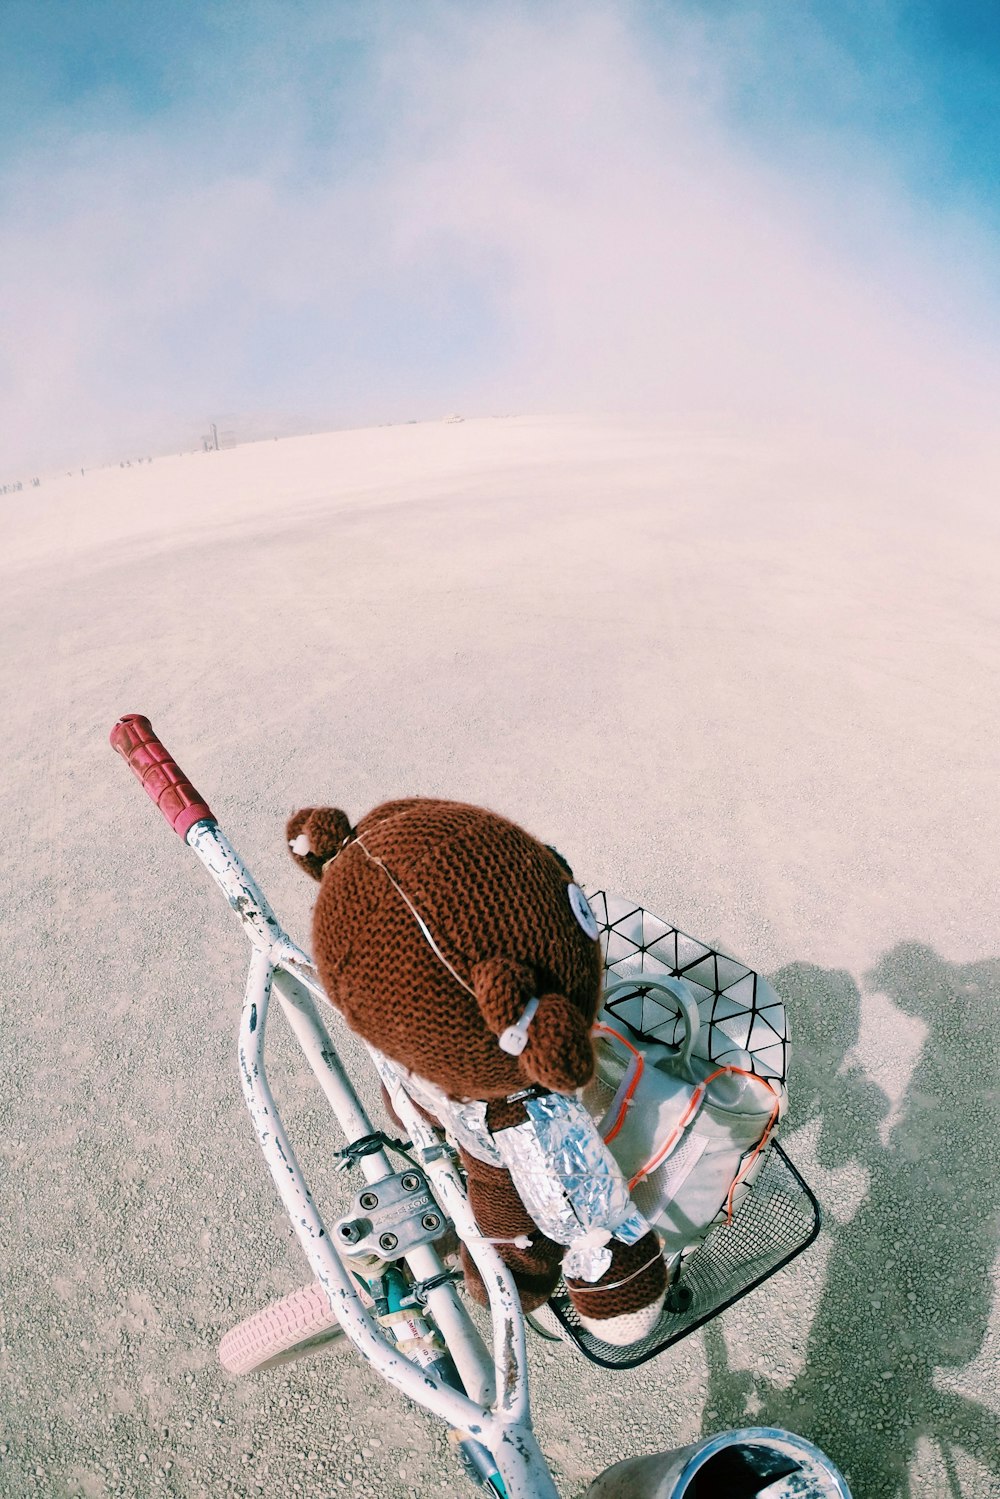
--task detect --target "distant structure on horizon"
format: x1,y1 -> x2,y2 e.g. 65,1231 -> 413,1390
201,421 -> 238,452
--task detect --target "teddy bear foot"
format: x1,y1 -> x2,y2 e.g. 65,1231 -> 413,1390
575,1294 -> 666,1347
565,1230 -> 668,1346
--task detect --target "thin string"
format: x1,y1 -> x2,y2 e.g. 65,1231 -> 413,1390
565,1251 -> 664,1294
352,835 -> 478,998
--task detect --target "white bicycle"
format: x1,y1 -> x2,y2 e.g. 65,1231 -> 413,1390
111,714 -> 848,1499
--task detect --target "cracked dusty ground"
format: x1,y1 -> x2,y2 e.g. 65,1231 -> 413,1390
2,417 -> 997,1497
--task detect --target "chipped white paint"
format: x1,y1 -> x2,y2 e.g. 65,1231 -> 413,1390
184,816 -> 559,1497
187,820 -> 285,950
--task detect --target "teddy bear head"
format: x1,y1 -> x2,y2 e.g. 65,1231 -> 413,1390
286,797 -> 604,1101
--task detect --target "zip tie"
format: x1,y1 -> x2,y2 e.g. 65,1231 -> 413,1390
466,1231 -> 534,1250
289,829 -> 353,867
568,1227 -> 613,1254
498,997 -> 540,1056
410,1269 -> 464,1305
333,1131 -> 410,1171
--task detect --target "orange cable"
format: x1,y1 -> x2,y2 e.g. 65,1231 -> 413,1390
628,1065 -> 780,1195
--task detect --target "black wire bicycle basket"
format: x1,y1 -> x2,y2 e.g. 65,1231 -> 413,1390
545,893 -> 821,1370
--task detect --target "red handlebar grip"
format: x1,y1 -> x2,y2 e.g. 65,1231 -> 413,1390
110,714 -> 215,839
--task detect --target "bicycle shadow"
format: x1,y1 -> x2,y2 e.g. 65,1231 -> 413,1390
701,944 -> 1000,1498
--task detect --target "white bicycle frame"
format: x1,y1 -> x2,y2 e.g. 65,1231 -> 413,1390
112,715 -> 845,1499
186,818 -> 561,1499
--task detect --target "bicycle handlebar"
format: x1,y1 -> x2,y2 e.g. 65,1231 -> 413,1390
110,714 -> 215,839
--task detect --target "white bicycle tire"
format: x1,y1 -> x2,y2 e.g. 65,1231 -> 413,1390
219,1281 -> 348,1375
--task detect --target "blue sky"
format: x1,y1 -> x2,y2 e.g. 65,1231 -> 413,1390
2,1 -> 999,471
655,1 -> 1000,219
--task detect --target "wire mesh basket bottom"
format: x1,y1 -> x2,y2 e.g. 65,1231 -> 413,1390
547,1142 -> 820,1369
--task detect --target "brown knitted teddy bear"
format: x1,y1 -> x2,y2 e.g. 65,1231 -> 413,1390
286,796 -> 667,1345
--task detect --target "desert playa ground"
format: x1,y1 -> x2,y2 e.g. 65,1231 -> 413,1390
1,414 -> 997,1497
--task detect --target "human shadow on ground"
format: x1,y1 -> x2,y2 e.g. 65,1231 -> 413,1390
700,944 -> 1000,1498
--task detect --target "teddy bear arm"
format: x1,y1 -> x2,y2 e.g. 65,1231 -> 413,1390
489,1094 -> 668,1344
490,1092 -> 646,1252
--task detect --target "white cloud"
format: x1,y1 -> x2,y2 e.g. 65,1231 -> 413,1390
2,1 -> 999,474
376,5 -> 1000,430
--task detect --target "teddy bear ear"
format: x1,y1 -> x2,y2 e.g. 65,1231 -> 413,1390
519,994 -> 595,1092
471,957 -> 536,1035
471,959 -> 595,1093
286,806 -> 354,881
